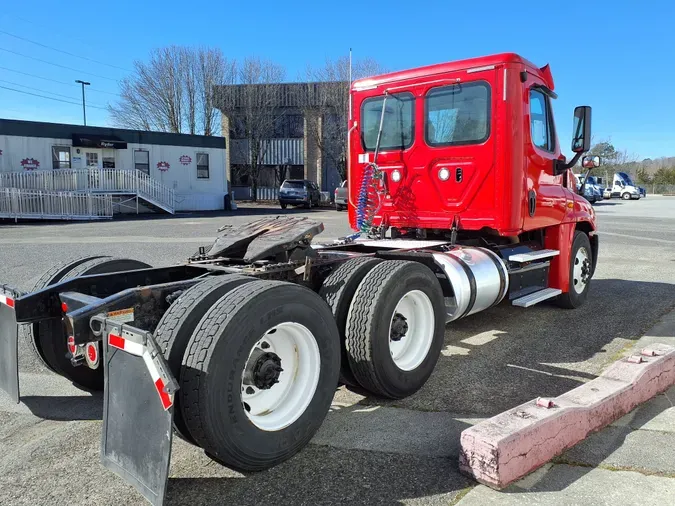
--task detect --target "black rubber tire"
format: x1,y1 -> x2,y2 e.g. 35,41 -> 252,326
280,203 -> 287,209
37,257 -> 152,391
345,260 -> 446,399
622,192 -> 631,200
556,231 -> 593,309
336,204 -> 344,211
24,256 -> 108,372
180,280 -> 340,472
319,257 -> 382,386
154,274 -> 254,444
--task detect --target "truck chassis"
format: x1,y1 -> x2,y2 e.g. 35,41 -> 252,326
0,215 -> 597,505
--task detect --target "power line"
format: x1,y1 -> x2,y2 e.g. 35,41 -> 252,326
0,47 -> 119,82
0,65 -> 121,97
0,78 -> 107,104
0,85 -> 109,110
0,29 -> 132,73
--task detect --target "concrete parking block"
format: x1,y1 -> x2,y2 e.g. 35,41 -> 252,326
458,343 -> 675,489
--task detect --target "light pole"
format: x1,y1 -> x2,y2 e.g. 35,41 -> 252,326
75,80 -> 90,126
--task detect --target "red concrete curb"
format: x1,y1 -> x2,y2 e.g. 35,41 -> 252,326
458,343 -> 675,489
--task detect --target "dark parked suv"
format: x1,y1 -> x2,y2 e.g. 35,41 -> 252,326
279,179 -> 321,209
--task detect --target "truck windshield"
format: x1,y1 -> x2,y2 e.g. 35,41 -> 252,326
361,92 -> 414,151
617,172 -> 634,186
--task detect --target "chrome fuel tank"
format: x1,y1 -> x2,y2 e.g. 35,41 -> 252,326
432,248 -> 509,322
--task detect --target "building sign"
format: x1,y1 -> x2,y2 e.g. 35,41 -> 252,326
21,158 -> 40,170
179,155 -> 192,165
157,161 -> 170,172
71,134 -> 128,149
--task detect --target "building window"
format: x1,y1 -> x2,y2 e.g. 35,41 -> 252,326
52,146 -> 71,169
273,114 -> 304,138
86,152 -> 99,167
134,149 -> 149,174
197,153 -> 209,179
529,89 -> 555,152
425,82 -> 490,147
361,92 -> 414,151
102,149 -> 115,169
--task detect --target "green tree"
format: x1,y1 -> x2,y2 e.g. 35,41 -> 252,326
635,167 -> 652,184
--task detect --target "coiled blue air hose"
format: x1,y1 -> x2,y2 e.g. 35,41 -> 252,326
355,162 -> 383,236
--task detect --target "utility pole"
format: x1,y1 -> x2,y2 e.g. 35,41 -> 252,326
75,80 -> 91,126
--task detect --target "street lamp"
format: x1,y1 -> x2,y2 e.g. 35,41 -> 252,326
75,80 -> 91,126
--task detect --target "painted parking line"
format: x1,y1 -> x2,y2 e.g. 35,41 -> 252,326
599,231 -> 675,244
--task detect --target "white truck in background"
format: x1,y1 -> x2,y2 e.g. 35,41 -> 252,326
609,171 -> 642,200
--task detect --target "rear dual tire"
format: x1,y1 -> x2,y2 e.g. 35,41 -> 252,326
154,274 -> 255,444
179,281 -> 340,471
344,260 -> 446,399
26,256 -> 152,391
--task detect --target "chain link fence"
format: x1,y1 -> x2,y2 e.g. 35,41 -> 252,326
645,184 -> 675,195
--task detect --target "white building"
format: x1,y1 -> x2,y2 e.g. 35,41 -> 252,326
0,119 -> 228,213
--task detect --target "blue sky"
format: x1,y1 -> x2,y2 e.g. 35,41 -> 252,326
1,1 -> 673,159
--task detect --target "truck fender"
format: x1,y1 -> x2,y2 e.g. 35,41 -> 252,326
544,223 -> 576,293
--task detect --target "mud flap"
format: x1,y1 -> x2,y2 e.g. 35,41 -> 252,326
0,291 -> 19,403
97,319 -> 178,506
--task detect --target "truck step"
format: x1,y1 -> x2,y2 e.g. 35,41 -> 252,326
512,288 -> 562,308
509,249 -> 560,263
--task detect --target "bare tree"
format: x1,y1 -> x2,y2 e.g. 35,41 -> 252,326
302,56 -> 385,183
274,161 -> 291,186
216,57 -> 286,200
198,48 -> 235,136
109,46 -> 235,136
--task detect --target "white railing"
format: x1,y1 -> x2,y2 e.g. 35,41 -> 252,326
0,188 -> 113,221
0,169 -> 175,213
256,187 -> 280,201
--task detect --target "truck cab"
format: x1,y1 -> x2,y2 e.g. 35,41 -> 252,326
611,171 -> 641,200
348,52 -> 598,299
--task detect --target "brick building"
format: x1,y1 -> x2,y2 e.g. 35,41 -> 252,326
214,82 -> 345,197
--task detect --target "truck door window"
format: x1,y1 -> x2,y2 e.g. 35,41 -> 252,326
529,89 -> 554,152
361,92 -> 414,151
425,82 -> 490,147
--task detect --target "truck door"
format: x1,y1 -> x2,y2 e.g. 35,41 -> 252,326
522,76 -> 568,230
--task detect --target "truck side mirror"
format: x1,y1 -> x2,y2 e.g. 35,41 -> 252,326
582,155 -> 601,169
571,106 -> 592,153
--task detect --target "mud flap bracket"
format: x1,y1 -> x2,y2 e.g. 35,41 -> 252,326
92,316 -> 178,506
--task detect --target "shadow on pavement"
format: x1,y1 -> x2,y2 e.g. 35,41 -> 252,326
20,393 -> 103,421
166,444 -> 473,506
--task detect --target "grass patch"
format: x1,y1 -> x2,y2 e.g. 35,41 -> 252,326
449,485 -> 476,505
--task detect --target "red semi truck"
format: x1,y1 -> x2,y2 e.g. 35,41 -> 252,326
0,52 -> 599,505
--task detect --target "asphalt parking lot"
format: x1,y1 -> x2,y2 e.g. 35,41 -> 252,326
1,197 -> 674,505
